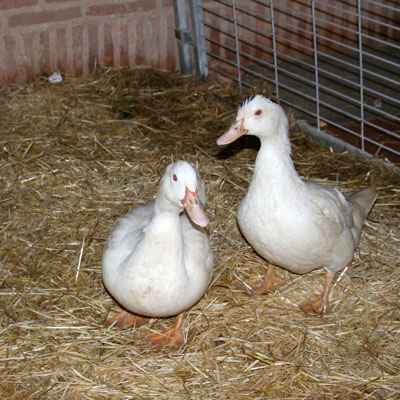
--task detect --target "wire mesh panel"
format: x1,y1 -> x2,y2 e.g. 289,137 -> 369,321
185,0 -> 400,164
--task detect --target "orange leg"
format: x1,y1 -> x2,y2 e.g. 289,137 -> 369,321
300,272 -> 336,314
244,264 -> 283,295
106,310 -> 148,329
148,313 -> 185,348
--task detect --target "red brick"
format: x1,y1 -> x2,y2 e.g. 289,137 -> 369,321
147,15 -> 160,67
165,13 -> 176,70
22,32 -> 34,80
134,18 -> 145,66
9,7 -> 81,27
209,14 -> 221,57
103,24 -> 114,67
119,21 -> 129,67
161,0 -> 173,7
72,25 -> 83,76
0,0 -> 37,10
4,35 -> 17,83
40,30 -> 51,74
45,0 -> 80,3
88,1 -> 156,16
56,28 -> 67,72
88,24 -> 98,73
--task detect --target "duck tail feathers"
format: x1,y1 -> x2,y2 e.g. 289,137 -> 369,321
348,185 -> 377,215
348,185 -> 377,233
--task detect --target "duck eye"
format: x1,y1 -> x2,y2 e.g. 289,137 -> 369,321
173,174 -> 178,181
255,109 -> 262,116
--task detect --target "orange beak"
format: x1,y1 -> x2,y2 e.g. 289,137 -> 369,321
182,187 -> 209,228
216,118 -> 248,145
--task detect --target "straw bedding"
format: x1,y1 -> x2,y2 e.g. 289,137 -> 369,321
0,67 -> 399,399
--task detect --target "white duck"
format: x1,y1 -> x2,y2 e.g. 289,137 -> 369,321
102,160 -> 213,346
217,95 -> 377,314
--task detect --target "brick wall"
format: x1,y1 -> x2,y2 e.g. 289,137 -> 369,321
1,1 -> 397,85
0,0 -> 178,84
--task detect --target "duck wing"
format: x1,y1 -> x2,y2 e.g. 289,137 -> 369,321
306,182 -> 353,234
103,200 -> 155,268
306,182 -> 377,245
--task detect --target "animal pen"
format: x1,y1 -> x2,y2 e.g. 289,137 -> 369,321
175,0 -> 400,165
0,1 -> 399,399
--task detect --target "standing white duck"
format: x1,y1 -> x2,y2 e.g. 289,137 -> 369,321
102,160 -> 213,346
217,95 -> 377,314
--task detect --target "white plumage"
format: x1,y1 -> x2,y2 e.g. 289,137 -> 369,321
217,95 -> 377,313
102,160 -> 213,345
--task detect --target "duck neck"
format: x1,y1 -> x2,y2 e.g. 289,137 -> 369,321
141,198 -> 184,262
250,129 -> 303,194
153,197 -> 182,231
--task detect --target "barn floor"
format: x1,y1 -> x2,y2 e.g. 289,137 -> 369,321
0,67 -> 399,399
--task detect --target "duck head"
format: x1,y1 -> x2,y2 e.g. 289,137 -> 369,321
158,161 -> 209,227
217,95 -> 288,145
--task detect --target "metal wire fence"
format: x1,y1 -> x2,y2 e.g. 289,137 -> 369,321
175,0 -> 400,164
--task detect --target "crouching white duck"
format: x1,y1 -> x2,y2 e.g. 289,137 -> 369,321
217,95 -> 377,314
102,160 -> 213,346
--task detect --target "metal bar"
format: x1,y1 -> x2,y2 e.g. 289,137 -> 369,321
203,2 -> 400,64
295,106 -> 400,156
202,7 -> 273,41
314,14 -> 400,39
232,0 -> 242,90
298,116 -> 400,158
365,0 -> 399,12
208,65 -> 253,89
203,22 -> 236,40
235,73 -> 400,150
202,5 -> 237,24
216,2 -> 273,22
173,0 -> 193,75
206,53 -> 348,122
198,0 -> 400,161
308,50 -> 399,88
364,119 -> 400,142
312,1 -> 321,129
317,0 -> 400,17
357,0 -> 365,151
297,121 -> 373,160
361,34 -> 400,50
205,39 -> 400,120
189,0 -> 208,79
270,2 -> 279,98
242,59 -> 399,123
298,121 -> 400,174
204,22 -> 315,63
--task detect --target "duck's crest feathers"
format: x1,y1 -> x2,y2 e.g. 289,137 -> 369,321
239,95 -> 277,110
239,96 -> 256,109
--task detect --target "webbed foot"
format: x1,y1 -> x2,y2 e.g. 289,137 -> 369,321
147,313 -> 185,348
106,310 -> 148,329
243,264 -> 283,295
